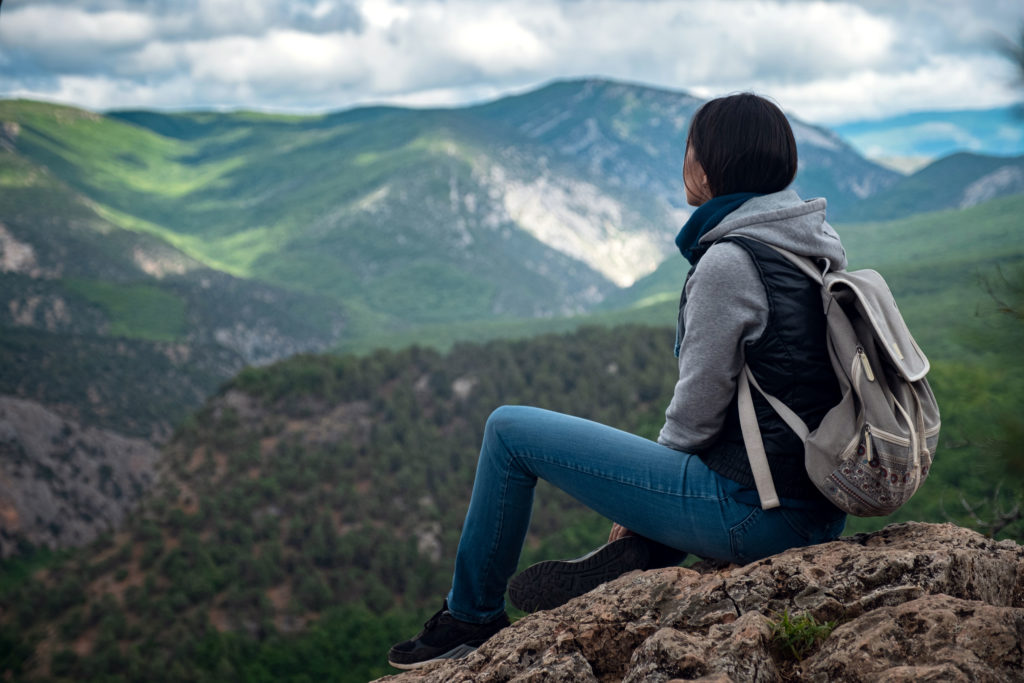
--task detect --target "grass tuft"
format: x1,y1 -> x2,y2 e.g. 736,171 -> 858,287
769,609 -> 837,662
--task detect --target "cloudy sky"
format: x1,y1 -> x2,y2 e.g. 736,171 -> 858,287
0,0 -> 1021,125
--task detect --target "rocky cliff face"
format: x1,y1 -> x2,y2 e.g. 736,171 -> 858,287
0,396 -> 159,557
380,523 -> 1024,682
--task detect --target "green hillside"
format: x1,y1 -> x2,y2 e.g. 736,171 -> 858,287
5,100 -> 627,325
839,193 -> 1024,360
842,152 -> 1024,222
0,121 -> 346,436
3,86 -> 1012,373
0,81 -> 904,332
1,88 -> 1011,348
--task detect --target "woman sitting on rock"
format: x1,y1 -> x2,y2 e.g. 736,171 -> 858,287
388,92 -> 848,670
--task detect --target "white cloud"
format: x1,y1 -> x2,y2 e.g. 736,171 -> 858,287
183,31 -> 366,90
360,0 -> 411,29
0,0 -> 1021,122
767,53 -> 1020,123
190,0 -> 272,36
128,41 -> 185,76
445,7 -> 552,72
2,5 -> 154,50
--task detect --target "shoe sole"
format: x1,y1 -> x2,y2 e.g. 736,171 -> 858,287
388,643 -> 477,670
508,536 -> 650,613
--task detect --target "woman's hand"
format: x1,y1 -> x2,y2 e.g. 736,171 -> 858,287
608,523 -> 637,543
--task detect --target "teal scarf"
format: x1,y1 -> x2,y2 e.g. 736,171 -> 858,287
675,193 -> 761,266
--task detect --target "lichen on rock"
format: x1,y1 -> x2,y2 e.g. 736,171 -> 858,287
377,522 -> 1024,682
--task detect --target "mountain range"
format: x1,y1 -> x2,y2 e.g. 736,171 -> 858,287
3,78 -> 1023,441
842,151 -> 1024,221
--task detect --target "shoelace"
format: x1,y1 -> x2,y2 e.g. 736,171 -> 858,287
423,609 -> 455,630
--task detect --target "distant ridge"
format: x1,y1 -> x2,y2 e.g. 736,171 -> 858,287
842,151 -> 1024,222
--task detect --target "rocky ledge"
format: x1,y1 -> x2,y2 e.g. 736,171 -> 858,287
379,522 -> 1024,682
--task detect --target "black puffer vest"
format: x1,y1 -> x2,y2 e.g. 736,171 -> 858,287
683,237 -> 842,500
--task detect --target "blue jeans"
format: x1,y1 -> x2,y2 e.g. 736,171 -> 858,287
446,405 -> 846,623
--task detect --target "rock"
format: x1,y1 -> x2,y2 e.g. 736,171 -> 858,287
0,396 -> 159,557
376,523 -> 1024,682
806,594 -> 1024,681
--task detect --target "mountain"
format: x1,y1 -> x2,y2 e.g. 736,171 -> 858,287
2,81 -> 1021,551
834,106 -> 1024,171
841,152 -> 1024,222
2,80 -> 899,326
468,80 -> 897,218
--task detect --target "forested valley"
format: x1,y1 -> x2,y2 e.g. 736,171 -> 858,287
2,291 -> 1022,681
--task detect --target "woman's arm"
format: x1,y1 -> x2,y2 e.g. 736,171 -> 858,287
658,241 -> 769,452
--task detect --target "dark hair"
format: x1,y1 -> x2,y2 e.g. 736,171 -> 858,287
686,93 -> 798,197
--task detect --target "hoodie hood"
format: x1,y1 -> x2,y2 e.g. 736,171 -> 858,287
700,189 -> 848,271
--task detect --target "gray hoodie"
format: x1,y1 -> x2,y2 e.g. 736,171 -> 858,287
657,189 -> 848,453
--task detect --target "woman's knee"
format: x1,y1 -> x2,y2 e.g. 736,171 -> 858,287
483,405 -> 551,469
484,405 -> 533,442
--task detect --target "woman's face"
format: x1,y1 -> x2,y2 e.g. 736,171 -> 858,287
683,144 -> 712,207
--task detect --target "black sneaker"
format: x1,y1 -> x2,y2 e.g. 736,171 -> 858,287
387,601 -> 509,670
508,535 -> 652,613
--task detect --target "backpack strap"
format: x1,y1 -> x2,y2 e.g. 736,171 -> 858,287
723,236 -> 833,283
737,366 -> 781,510
738,365 -> 813,510
742,366 -> 810,438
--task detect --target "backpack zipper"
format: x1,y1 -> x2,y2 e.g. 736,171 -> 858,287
866,424 -> 912,446
863,425 -> 874,463
857,346 -> 875,382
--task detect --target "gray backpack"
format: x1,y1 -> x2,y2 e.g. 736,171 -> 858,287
738,244 -> 941,517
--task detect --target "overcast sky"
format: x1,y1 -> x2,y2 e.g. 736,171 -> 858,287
0,0 -> 1021,125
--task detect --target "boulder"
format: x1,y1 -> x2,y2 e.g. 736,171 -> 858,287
378,522 -> 1024,682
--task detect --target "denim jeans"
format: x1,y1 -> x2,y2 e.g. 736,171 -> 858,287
446,405 -> 846,623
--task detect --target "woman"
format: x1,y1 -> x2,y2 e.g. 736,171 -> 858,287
387,93 -> 848,670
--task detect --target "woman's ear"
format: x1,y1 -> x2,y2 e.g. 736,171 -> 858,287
683,144 -> 713,206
